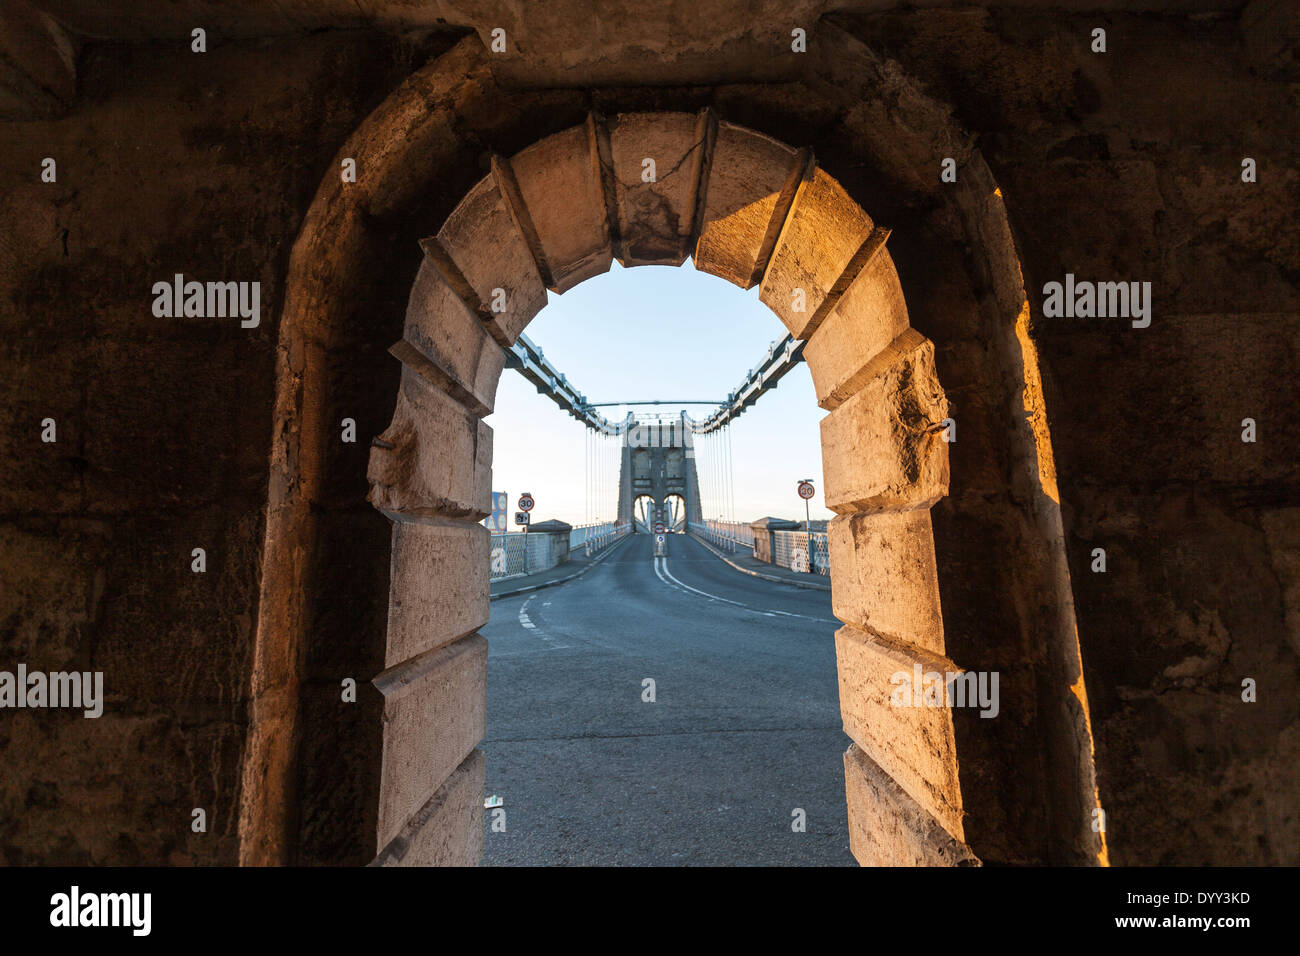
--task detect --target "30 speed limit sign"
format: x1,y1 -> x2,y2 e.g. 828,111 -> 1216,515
517,493 -> 535,512
797,480 -> 816,500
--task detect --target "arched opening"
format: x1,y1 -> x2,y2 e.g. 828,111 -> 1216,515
632,494 -> 657,533
243,33 -> 1106,868
663,494 -> 688,533
362,113 -> 960,864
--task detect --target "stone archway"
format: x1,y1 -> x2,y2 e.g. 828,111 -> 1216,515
240,31 -> 1106,868
363,114 -> 959,865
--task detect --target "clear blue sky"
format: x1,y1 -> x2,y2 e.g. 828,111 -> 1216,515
487,260 -> 834,527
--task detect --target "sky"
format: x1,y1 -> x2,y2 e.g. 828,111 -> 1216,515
487,259 -> 834,528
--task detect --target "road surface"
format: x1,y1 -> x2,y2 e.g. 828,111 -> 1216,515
481,532 -> 854,866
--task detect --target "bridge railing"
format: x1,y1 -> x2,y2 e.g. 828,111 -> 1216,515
490,522 -> 631,582
771,529 -> 830,576
569,521 -> 632,558
488,532 -> 532,581
689,519 -> 754,553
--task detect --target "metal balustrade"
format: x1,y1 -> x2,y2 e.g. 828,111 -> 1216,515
688,519 -> 755,553
489,522 -> 631,582
771,529 -> 830,575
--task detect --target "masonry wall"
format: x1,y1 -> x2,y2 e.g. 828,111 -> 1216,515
841,5 -> 1300,865
1,3 -> 1296,866
0,30 -> 453,864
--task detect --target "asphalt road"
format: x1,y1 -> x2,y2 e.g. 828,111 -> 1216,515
481,532 -> 854,866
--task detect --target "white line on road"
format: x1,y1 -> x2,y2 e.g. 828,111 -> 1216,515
516,595 -> 570,648
654,555 -> 838,624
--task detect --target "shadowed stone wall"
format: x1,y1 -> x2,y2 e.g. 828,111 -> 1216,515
1,1 -> 1295,866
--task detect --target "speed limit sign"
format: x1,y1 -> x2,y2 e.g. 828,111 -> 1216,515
517,493 -> 535,512
797,480 -> 815,500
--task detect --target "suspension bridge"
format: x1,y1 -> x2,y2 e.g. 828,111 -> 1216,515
484,330 -> 845,866
491,328 -> 829,580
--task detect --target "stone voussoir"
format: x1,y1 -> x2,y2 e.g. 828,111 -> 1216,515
508,121 -> 612,292
835,624 -> 965,844
608,111 -> 703,267
759,165 -> 876,339
694,121 -> 801,289
820,335 -> 950,514
403,257 -> 506,416
844,743 -> 979,867
829,508 -> 946,656
433,170 -> 548,347
374,632 -> 487,851
366,366 -> 493,520
804,250 -> 913,411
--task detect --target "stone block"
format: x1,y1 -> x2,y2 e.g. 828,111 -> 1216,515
374,633 -> 487,850
829,509 -> 946,655
695,121 -> 799,288
509,122 -> 611,292
384,518 -> 489,667
609,111 -> 701,266
403,258 -> 506,416
372,750 -> 484,867
835,624 -> 965,840
367,367 -> 492,519
433,171 -> 548,346
843,743 -> 978,867
760,166 -> 875,339
820,337 -> 949,513
804,254 -> 912,410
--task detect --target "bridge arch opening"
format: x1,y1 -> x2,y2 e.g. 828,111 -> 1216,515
632,493 -> 658,533
663,494 -> 688,533
244,36 -> 1103,869
360,113 -> 961,865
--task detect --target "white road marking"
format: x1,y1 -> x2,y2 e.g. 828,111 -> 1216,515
515,594 -> 569,649
653,555 -> 837,624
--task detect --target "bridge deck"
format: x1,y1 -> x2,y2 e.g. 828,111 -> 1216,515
481,533 -> 853,866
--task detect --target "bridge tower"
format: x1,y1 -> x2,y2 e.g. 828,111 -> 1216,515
616,412 -> 704,531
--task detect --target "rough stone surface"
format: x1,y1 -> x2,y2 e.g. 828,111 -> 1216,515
694,121 -> 798,288
760,167 -> 875,339
433,172 -> 547,346
835,625 -> 965,840
608,112 -> 701,266
375,633 -> 487,851
384,519 -> 489,668
804,253 -> 912,410
367,367 -> 493,520
843,743 -> 978,867
820,338 -> 950,514
829,509 -> 946,655
509,123 -> 611,292
403,258 -> 507,416
372,750 -> 484,867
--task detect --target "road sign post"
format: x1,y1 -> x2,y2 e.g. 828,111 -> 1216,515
517,493 -> 534,535
798,479 -> 816,574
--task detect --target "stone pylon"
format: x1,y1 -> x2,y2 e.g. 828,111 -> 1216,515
616,412 -> 703,530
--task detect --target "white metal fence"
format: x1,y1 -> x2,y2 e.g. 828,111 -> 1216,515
772,528 -> 830,576
569,521 -> 631,557
490,522 -> 630,582
690,519 -> 754,552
